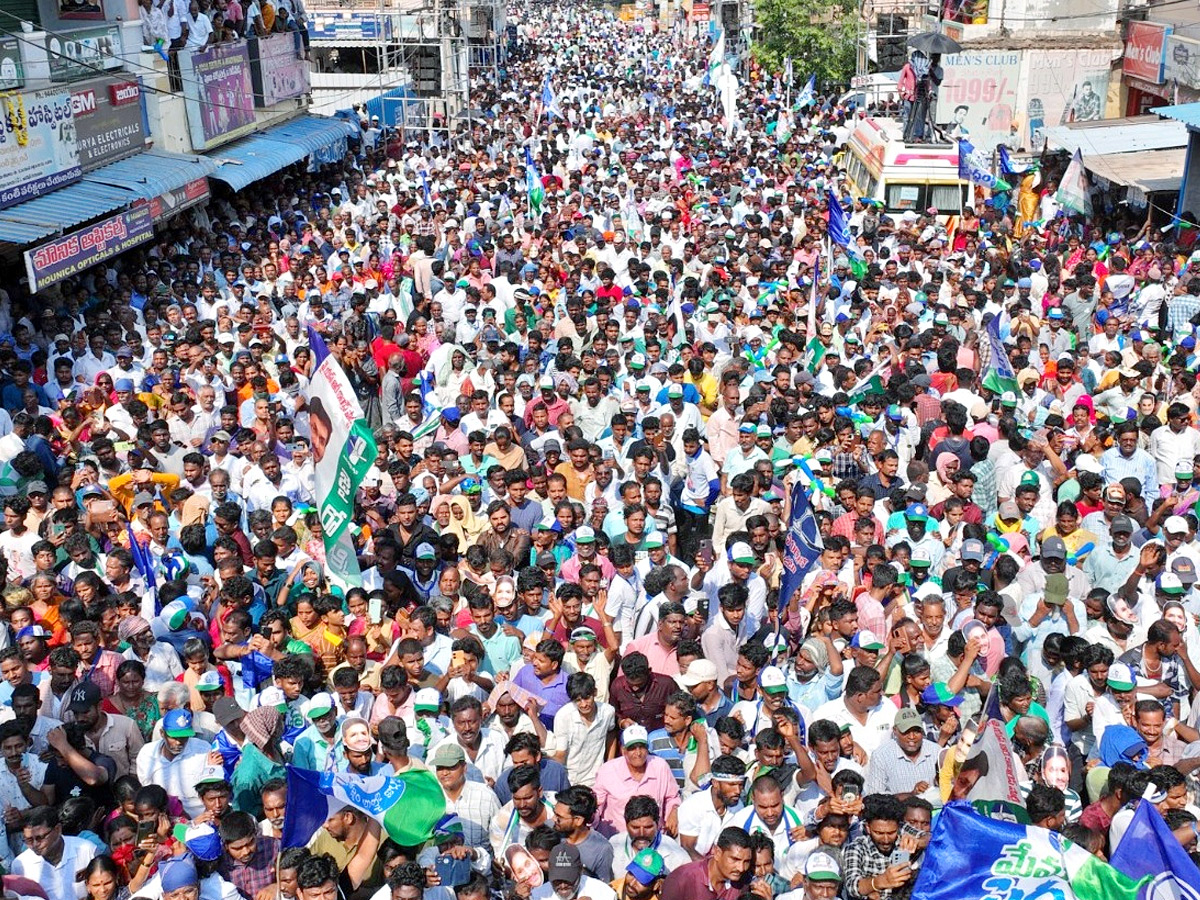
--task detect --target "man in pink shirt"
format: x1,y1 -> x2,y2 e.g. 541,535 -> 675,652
625,603 -> 685,677
593,725 -> 681,837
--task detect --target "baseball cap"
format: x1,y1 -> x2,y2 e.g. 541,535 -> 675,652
1111,515 -> 1134,534
66,682 -> 101,713
1040,536 -> 1067,560
729,541 -> 756,564
960,539 -> 985,563
622,724 -> 649,747
998,500 -> 1021,521
258,686 -> 287,711
16,624 -> 48,641
1107,662 -> 1136,692
430,743 -> 467,767
627,849 -> 665,886
1166,516 -> 1189,535
415,542 -> 437,560
804,852 -> 842,883
196,670 -> 222,692
910,548 -> 933,568
163,708 -> 195,738
852,630 -> 885,651
569,627 -> 598,644
760,665 -> 788,694
133,491 -> 156,508
575,526 -> 596,544
894,707 -> 924,733
1044,573 -> 1069,606
304,692 -> 335,720
1173,556 -> 1198,587
676,658 -> 719,688
548,843 -> 583,883
905,503 -> 928,520
414,688 -> 441,712
920,683 -> 964,707
1176,460 -> 1194,480
667,384 -> 683,398
1157,572 -> 1185,595
213,697 -> 245,726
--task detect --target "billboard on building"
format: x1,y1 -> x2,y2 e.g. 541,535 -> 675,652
178,43 -> 257,151
1024,48 -> 1115,149
70,76 -> 145,171
0,88 -> 81,211
936,50 -> 1022,155
1125,22 -> 1170,84
0,36 -> 23,90
250,32 -> 310,107
1166,34 -> 1200,91
45,25 -> 123,82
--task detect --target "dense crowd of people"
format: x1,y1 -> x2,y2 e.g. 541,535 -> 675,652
0,2 -> 1199,900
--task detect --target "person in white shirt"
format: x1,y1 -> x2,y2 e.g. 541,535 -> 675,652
13,806 -> 96,900
676,755 -> 746,859
811,666 -> 895,756
134,708 -> 212,817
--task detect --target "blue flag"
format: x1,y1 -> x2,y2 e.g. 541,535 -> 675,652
958,138 -> 1010,191
1110,800 -> 1200,897
913,802 -> 1149,900
126,523 -> 157,613
998,144 -> 1035,180
796,75 -> 815,109
542,78 -> 563,120
826,188 -> 850,248
981,313 -> 1019,396
777,478 -> 823,624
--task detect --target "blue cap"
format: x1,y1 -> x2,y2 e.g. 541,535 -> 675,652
163,708 -> 195,738
1048,308 -> 1064,319
905,503 -> 928,520
160,858 -> 199,892
115,378 -> 134,392
1017,277 -> 1031,289
1184,336 -> 1197,350
441,408 -> 461,423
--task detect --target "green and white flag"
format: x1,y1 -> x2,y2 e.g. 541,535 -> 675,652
525,147 -> 544,220
304,326 -> 378,595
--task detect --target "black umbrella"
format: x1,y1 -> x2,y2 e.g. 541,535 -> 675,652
906,31 -> 962,55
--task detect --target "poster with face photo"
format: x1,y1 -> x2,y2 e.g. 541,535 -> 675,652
57,0 -> 105,20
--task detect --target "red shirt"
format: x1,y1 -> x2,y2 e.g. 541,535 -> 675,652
662,857 -> 748,900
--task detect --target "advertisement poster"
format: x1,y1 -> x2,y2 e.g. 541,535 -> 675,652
45,25 -> 122,82
0,88 -> 81,211
70,77 -> 145,171
937,50 -> 1021,153
57,0 -> 105,19
1024,49 -> 1115,149
251,32 -> 309,107
179,43 -> 256,151
1165,34 -> 1200,91
0,36 -> 22,91
147,177 -> 209,220
1124,22 -> 1170,85
24,206 -> 154,293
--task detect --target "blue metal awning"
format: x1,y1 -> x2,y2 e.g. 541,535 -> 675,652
1154,103 -> 1200,130
210,115 -> 361,190
210,134 -> 309,191
0,149 -> 219,247
83,149 -> 217,201
0,179 -> 132,246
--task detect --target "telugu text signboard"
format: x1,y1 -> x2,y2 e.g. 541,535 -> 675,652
179,43 -> 257,151
24,205 -> 155,292
0,88 -> 81,211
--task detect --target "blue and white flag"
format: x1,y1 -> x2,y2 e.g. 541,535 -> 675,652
782,57 -> 793,85
826,188 -> 850,248
1056,148 -> 1092,216
420,170 -> 433,208
957,138 -> 1009,191
1110,799 -> 1200,898
542,77 -> 563,120
913,802 -> 1152,900
777,477 -> 823,625
796,74 -> 815,109
998,144 -> 1035,179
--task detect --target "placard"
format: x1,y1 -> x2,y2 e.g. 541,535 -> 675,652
0,88 -> 81,211
251,32 -> 309,107
178,43 -> 257,151
71,76 -> 145,171
45,25 -> 122,82
25,206 -> 154,293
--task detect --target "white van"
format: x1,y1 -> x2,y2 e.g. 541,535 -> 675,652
839,73 -> 901,109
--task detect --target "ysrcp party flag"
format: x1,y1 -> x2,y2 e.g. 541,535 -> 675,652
1056,148 -> 1092,217
958,139 -> 1010,192
282,766 -> 446,849
304,326 -> 378,594
778,478 -> 823,622
1110,800 -> 1200,899
913,802 -> 1148,900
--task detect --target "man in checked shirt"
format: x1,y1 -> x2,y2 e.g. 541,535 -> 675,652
218,812 -> 281,900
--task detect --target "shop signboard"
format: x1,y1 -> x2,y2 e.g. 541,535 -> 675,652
70,76 -> 145,171
0,88 -> 81,211
178,42 -> 257,151
147,177 -> 209,220
1166,34 -> 1200,91
1125,22 -> 1170,84
0,36 -> 23,91
937,50 -> 1022,153
24,205 -> 154,293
